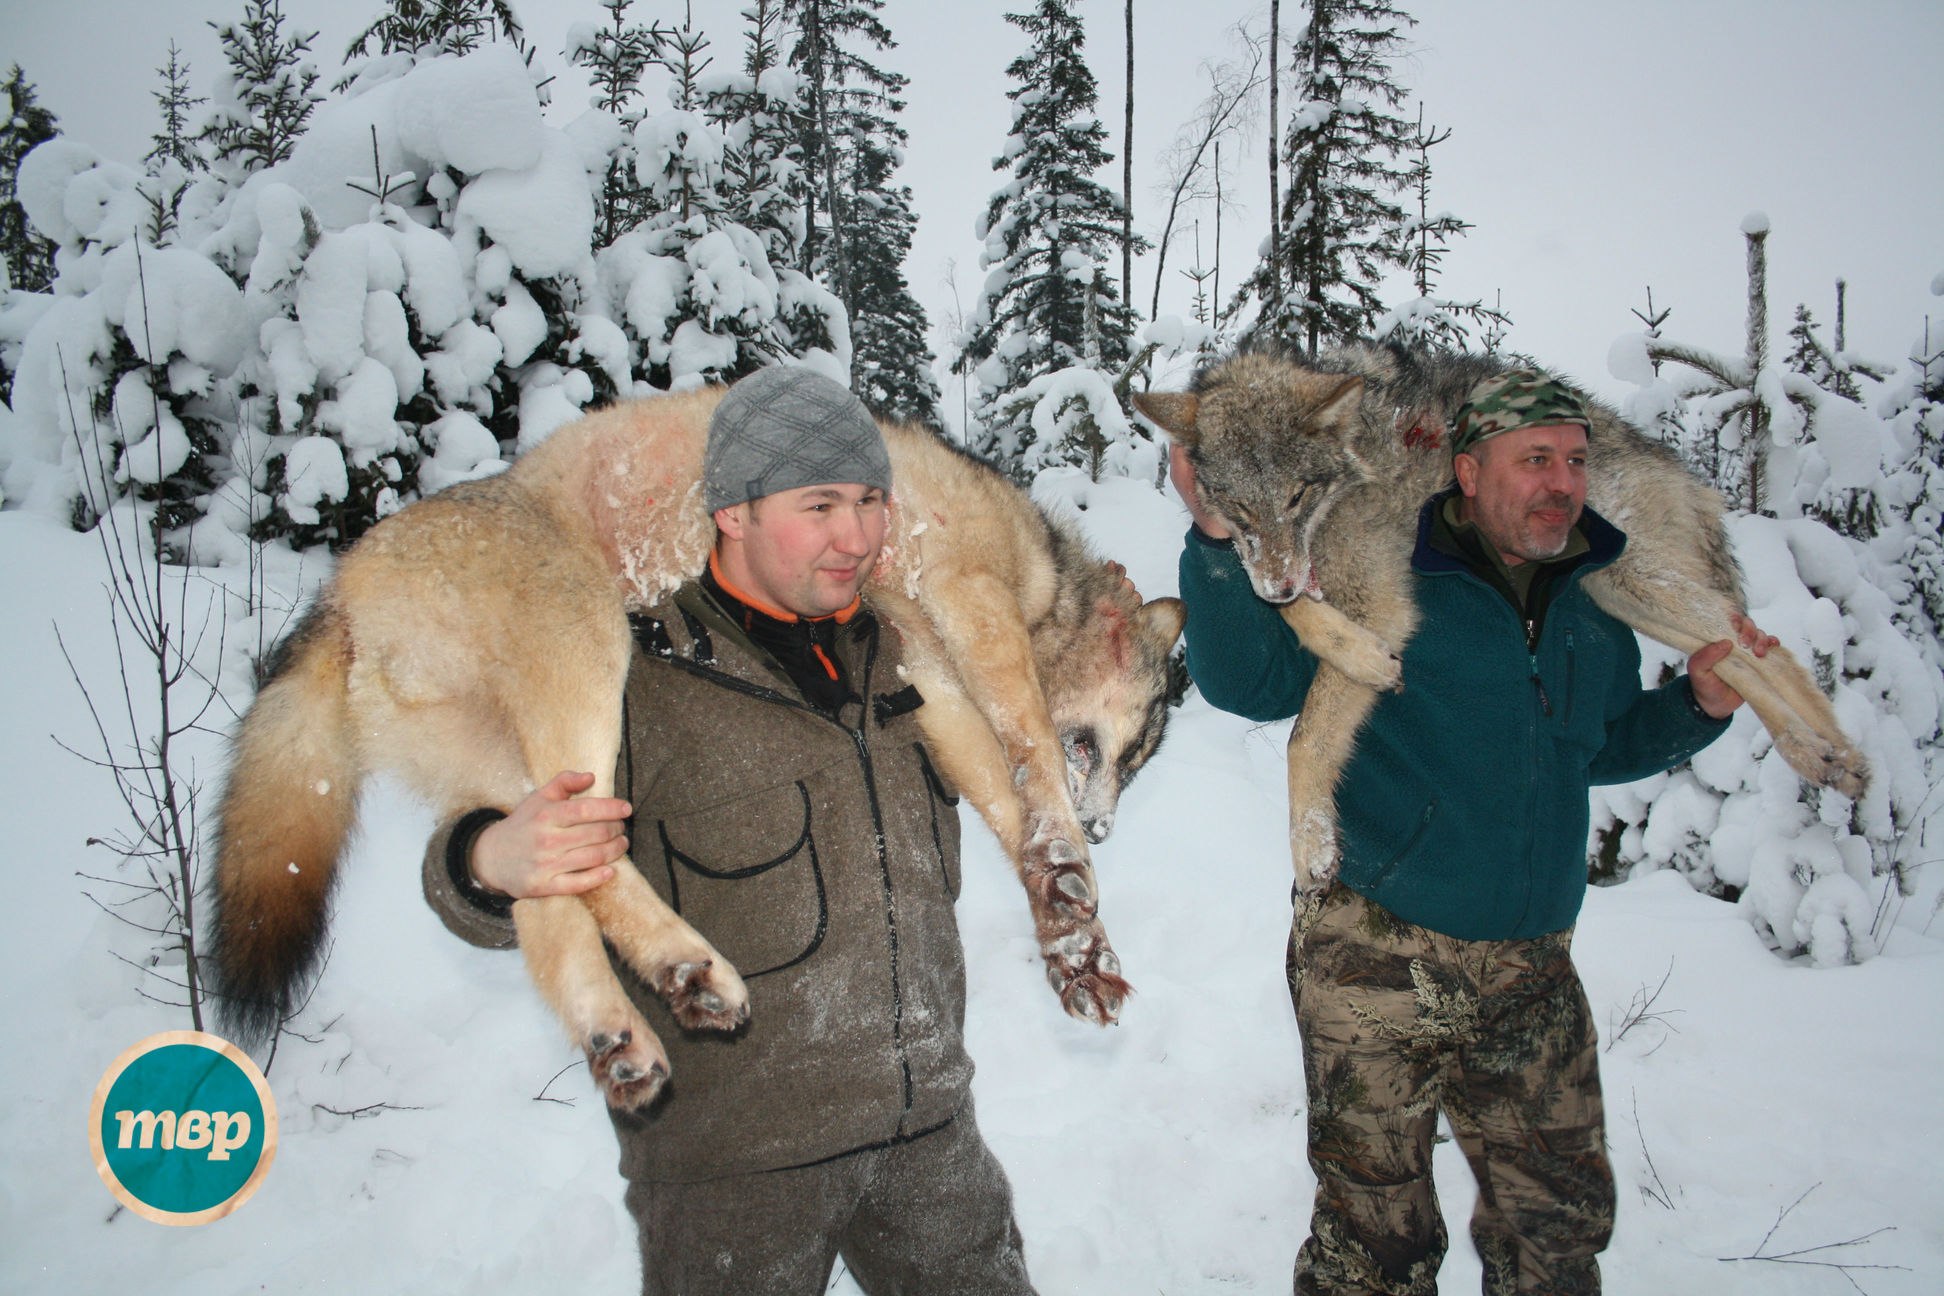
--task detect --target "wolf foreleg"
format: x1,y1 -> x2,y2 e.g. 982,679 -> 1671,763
1278,598 -> 1404,692
898,571 -> 1098,901
899,646 -> 1130,1025
1285,665 -> 1385,891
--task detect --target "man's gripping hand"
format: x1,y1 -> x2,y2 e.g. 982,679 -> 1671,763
471,770 -> 631,899
1687,613 -> 1778,720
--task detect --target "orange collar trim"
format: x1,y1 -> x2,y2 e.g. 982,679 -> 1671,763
708,550 -> 861,625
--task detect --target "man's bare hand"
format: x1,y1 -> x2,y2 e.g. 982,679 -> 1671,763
1167,442 -> 1233,541
471,770 -> 631,899
1687,613 -> 1778,719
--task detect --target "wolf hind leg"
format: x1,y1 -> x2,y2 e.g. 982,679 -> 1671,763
506,671 -> 749,1108
511,699 -> 752,1033
515,897 -> 672,1109
905,655 -> 1130,1026
1585,569 -> 1868,798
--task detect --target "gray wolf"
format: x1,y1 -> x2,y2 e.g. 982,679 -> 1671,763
209,384 -> 1184,1107
1133,342 -> 1868,886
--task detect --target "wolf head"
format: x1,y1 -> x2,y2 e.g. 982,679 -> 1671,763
1134,353 -> 1373,605
1037,582 -> 1186,844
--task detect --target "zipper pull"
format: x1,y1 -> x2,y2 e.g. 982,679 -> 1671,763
1525,619 -> 1552,715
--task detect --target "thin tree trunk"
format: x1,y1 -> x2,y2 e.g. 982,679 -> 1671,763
1745,221 -> 1769,514
1267,0 -> 1280,310
803,0 -> 855,380
1123,0 -> 1134,309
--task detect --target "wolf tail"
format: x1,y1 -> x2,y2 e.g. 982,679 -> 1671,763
207,599 -> 360,1051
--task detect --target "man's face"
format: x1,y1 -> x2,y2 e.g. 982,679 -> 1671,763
1453,423 -> 1589,566
714,482 -> 888,617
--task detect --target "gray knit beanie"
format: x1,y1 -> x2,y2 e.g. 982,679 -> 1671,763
703,366 -> 892,512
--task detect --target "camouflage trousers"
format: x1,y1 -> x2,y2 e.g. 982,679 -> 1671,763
1287,885 -> 1614,1296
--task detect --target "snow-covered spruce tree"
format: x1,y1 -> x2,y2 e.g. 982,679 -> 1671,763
569,0 -> 670,247
1596,233 -> 1944,967
199,0 -> 326,178
1230,0 -> 1416,352
237,40 -> 622,549
1372,106 -> 1509,353
139,45 -> 210,248
147,43 -> 208,177
1624,217 -> 1899,528
707,0 -> 804,268
594,13 -> 846,391
1785,286 -> 1895,540
959,0 -> 1149,483
5,138 -> 248,549
1879,315 -> 1944,644
342,0 -> 527,68
1,67 -> 61,296
786,0 -> 941,426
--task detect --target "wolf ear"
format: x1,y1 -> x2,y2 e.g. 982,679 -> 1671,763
1130,392 -> 1200,447
1312,376 -> 1365,431
1138,596 -> 1186,650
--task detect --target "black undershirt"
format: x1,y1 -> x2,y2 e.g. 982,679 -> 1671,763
699,565 -> 859,718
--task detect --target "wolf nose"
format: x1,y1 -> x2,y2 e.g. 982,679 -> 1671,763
1083,814 -> 1113,844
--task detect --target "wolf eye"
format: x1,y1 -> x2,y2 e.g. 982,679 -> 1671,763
1286,485 -> 1310,511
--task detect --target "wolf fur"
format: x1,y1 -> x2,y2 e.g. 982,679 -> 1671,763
209,385 -> 1185,1109
1133,342 -> 1868,888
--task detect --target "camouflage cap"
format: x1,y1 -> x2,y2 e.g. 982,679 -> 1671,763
1449,369 -> 1591,455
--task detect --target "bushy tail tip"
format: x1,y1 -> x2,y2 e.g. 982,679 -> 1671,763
206,601 -> 358,1050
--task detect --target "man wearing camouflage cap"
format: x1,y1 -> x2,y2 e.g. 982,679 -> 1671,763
1173,367 -> 1769,1293
423,365 -> 1038,1295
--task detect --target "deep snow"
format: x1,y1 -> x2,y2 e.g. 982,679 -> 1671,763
3,476 -> 1940,1294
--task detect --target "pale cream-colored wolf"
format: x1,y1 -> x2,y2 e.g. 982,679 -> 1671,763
210,384 -> 1184,1107
1135,344 -> 1867,889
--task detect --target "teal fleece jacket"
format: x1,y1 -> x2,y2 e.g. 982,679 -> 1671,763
1179,492 -> 1728,940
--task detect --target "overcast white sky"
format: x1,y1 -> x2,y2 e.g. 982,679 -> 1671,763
4,0 -> 1939,409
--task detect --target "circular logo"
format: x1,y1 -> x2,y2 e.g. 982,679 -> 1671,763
89,1031 -> 277,1225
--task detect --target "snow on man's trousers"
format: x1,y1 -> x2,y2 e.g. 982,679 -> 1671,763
627,1104 -> 1037,1296
1288,884 -> 1614,1296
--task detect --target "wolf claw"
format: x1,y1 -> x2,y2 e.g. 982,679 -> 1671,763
654,959 -> 751,1033
587,1029 -> 670,1110
1042,923 -> 1130,1025
1290,806 -> 1341,892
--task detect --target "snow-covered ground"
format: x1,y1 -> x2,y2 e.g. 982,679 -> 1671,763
3,478 -> 1940,1295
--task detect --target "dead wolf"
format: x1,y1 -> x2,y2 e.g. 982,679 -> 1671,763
1133,342 -> 1868,887
210,383 -> 1184,1107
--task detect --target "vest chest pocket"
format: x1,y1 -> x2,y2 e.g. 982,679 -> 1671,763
652,781 -> 827,980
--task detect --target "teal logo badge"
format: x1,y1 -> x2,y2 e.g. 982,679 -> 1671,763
89,1031 -> 277,1225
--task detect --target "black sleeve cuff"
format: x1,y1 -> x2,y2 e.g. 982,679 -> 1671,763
1682,677 -> 1731,726
1186,523 -> 1234,549
445,807 -> 515,917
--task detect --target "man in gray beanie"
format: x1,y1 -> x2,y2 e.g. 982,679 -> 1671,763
421,366 -> 1039,1294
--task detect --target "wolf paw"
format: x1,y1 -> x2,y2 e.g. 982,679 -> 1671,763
1290,808 -> 1341,893
651,958 -> 751,1033
1775,724 -> 1871,800
1043,923 -> 1130,1026
587,1028 -> 670,1111
1024,831 -> 1098,921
